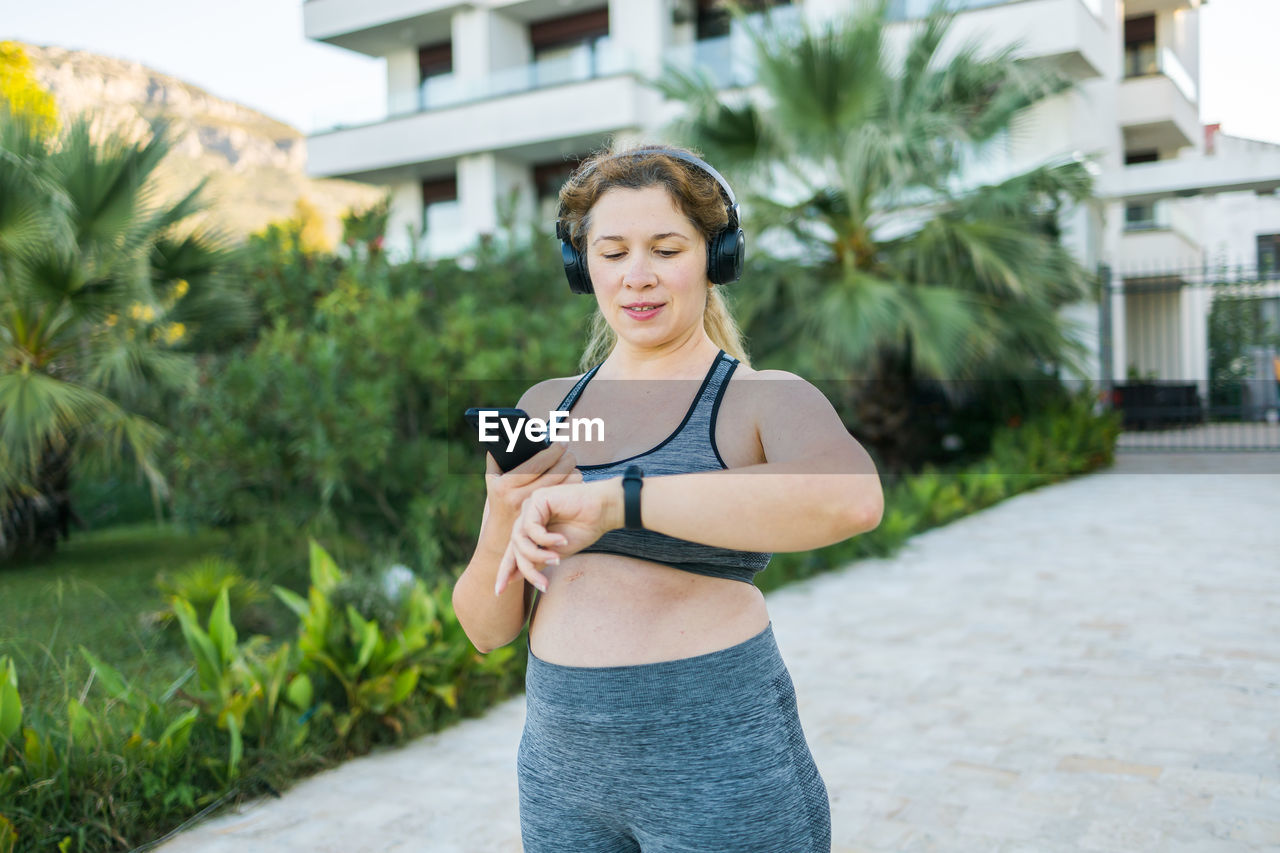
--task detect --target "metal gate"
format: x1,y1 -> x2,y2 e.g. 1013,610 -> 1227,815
1097,262 -> 1280,451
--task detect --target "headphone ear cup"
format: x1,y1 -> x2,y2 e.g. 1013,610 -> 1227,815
561,240 -> 593,295
708,228 -> 745,285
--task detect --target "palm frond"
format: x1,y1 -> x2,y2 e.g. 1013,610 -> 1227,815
73,401 -> 170,499
0,368 -> 103,477
651,63 -> 770,177
746,4 -> 888,160
85,338 -> 197,398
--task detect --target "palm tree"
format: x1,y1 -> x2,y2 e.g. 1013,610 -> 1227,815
659,0 -> 1098,470
0,107 -> 248,561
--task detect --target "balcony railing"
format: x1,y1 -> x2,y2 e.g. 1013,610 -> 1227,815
665,33 -> 755,89
1123,46 -> 1197,102
423,201 -> 472,258
887,0 -> 1102,22
317,38 -> 632,132
663,5 -> 802,90
1124,200 -> 1170,232
1123,198 -> 1197,243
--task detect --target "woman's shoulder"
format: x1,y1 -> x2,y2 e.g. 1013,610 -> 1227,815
517,374 -> 588,419
723,365 -> 834,418
731,364 -> 805,383
727,364 -> 812,394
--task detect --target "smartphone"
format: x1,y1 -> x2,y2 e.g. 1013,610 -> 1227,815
464,407 -> 552,472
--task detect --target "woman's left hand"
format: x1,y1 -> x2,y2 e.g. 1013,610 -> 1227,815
493,480 -> 621,596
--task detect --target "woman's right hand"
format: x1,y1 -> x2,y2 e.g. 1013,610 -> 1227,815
485,442 -> 582,538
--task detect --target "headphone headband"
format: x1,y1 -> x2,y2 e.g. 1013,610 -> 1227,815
554,146 -> 745,294
556,147 -> 738,234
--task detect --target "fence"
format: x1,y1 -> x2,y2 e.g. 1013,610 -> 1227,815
1097,261 -> 1280,451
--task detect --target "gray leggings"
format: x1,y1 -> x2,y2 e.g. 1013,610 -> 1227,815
517,622 -> 831,852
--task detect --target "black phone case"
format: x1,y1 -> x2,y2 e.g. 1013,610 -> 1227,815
464,407 -> 551,472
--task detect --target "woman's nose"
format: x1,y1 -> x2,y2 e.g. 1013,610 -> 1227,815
623,251 -> 657,286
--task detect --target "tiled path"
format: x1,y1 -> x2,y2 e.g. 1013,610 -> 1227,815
159,452 -> 1280,852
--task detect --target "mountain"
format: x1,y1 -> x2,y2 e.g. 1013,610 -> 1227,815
20,43 -> 384,246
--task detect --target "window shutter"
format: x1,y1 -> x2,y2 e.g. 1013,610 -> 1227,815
530,8 -> 609,50
1124,15 -> 1155,45
419,42 -> 452,79
422,176 -> 458,206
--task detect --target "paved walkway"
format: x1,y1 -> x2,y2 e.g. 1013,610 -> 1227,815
159,452 -> 1280,852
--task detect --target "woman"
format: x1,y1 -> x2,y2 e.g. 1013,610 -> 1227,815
452,144 -> 883,852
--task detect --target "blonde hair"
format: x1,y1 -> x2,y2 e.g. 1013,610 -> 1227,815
558,143 -> 752,372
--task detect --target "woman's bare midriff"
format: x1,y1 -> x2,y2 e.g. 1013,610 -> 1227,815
527,551 -> 770,667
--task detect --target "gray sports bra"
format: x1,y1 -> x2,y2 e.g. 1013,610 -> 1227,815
555,349 -> 772,584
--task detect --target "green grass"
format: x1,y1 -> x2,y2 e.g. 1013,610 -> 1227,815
0,522 -> 231,711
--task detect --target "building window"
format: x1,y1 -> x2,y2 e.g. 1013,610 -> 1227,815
1125,150 -> 1159,165
533,159 -> 582,202
422,175 -> 464,254
533,157 -> 585,222
1125,203 -> 1158,231
696,0 -> 791,39
1124,15 -> 1157,78
419,41 -> 460,110
530,7 -> 609,51
1259,234 -> 1280,278
419,42 -> 451,80
529,7 -> 611,86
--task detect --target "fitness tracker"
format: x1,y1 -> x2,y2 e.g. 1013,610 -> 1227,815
622,465 -> 644,530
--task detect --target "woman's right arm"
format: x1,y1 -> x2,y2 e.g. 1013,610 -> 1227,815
451,383 -> 580,653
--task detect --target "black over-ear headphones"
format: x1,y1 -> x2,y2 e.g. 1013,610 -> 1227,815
554,147 -> 746,295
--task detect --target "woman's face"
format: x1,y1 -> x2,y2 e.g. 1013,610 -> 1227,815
584,184 -> 709,348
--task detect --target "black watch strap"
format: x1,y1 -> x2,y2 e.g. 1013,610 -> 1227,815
622,465 -> 644,530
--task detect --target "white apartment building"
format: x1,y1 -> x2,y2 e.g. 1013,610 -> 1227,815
303,0 -> 1280,392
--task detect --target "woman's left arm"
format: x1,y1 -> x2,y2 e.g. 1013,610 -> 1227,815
617,372 -> 883,552
494,374 -> 883,594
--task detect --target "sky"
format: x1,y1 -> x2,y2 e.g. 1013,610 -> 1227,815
2,0 -> 1277,144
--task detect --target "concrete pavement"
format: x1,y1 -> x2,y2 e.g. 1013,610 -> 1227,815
158,451 -> 1280,852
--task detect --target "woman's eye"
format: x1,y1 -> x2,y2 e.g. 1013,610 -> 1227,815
656,249 -> 679,257
603,253 -> 624,260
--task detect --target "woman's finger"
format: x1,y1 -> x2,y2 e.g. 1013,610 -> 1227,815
512,507 -> 564,561
511,538 -> 548,593
517,492 -> 558,548
494,541 -> 517,596
513,523 -> 562,567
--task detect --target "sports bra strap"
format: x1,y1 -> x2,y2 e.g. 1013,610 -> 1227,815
555,363 -> 603,413
556,352 -> 736,415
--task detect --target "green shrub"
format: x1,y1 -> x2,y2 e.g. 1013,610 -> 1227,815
169,589 -> 314,780
0,533 -> 531,851
172,228 -> 589,576
1,648 -> 232,852
272,541 -> 519,748
152,557 -> 272,635
0,814 -> 15,853
760,385 -> 1118,593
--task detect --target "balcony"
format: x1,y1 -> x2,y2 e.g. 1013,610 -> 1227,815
889,0 -> 1101,19
886,0 -> 1107,80
663,5 -> 802,90
303,0 -> 461,56
392,37 -> 630,115
1118,48 -> 1200,152
309,69 -> 643,181
1117,199 -> 1202,270
664,32 -> 754,90
1122,0 -> 1203,15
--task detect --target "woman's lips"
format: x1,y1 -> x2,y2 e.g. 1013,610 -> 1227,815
622,303 -> 665,321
